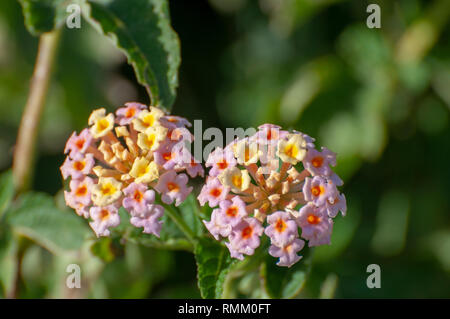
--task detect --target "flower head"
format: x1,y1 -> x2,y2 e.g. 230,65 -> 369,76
61,103 -> 201,237
201,124 -> 346,267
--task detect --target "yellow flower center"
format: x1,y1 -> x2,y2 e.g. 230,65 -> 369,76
73,161 -> 85,171
307,214 -> 321,225
232,175 -> 242,188
96,118 -> 110,132
136,164 -> 149,177
244,148 -> 250,162
311,185 -> 324,197
241,226 -> 253,239
134,190 -> 143,202
100,209 -> 110,221
210,188 -> 222,197
146,134 -> 156,148
101,183 -> 117,196
126,108 -> 136,118
226,206 -> 238,217
75,185 -> 87,197
142,114 -> 155,128
275,218 -> 287,233
284,143 -> 298,158
163,152 -> 172,161
167,182 -> 179,192
217,160 -> 228,170
75,139 -> 85,150
312,156 -> 324,168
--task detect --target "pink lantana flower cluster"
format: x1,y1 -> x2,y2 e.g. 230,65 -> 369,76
61,102 -> 203,237
200,124 -> 346,267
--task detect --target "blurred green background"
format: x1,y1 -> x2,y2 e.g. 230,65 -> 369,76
0,0 -> 449,298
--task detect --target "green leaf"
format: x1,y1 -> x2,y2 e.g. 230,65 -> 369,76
178,193 -> 205,237
0,225 -> 13,264
6,192 -> 90,254
0,225 -> 16,298
0,170 -> 15,218
112,207 -> 193,251
90,237 -> 115,262
17,0 -> 67,35
319,273 -> 339,299
83,0 -> 181,110
109,195 -> 201,252
260,245 -> 313,299
194,238 -> 235,299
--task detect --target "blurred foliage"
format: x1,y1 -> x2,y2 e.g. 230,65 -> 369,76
0,0 -> 449,298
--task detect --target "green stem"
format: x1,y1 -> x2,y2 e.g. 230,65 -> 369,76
163,204 -> 197,244
221,237 -> 270,298
125,236 -> 194,252
13,29 -> 62,193
7,237 -> 31,299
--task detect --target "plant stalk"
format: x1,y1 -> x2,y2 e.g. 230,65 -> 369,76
13,29 -> 62,192
163,204 -> 197,244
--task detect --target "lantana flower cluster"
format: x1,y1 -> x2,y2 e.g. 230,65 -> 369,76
61,102 -> 203,237
200,124 -> 346,267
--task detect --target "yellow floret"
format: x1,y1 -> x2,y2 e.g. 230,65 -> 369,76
218,167 -> 251,193
137,126 -> 168,152
92,177 -> 122,206
234,140 -> 260,166
129,157 -> 159,184
132,107 -> 165,132
276,133 -> 307,165
88,108 -> 115,138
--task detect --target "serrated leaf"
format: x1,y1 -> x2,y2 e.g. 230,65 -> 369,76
17,0 -> 67,35
261,245 -> 313,299
7,192 -> 90,254
195,238 -> 235,299
84,0 -> 181,110
0,170 -> 15,218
